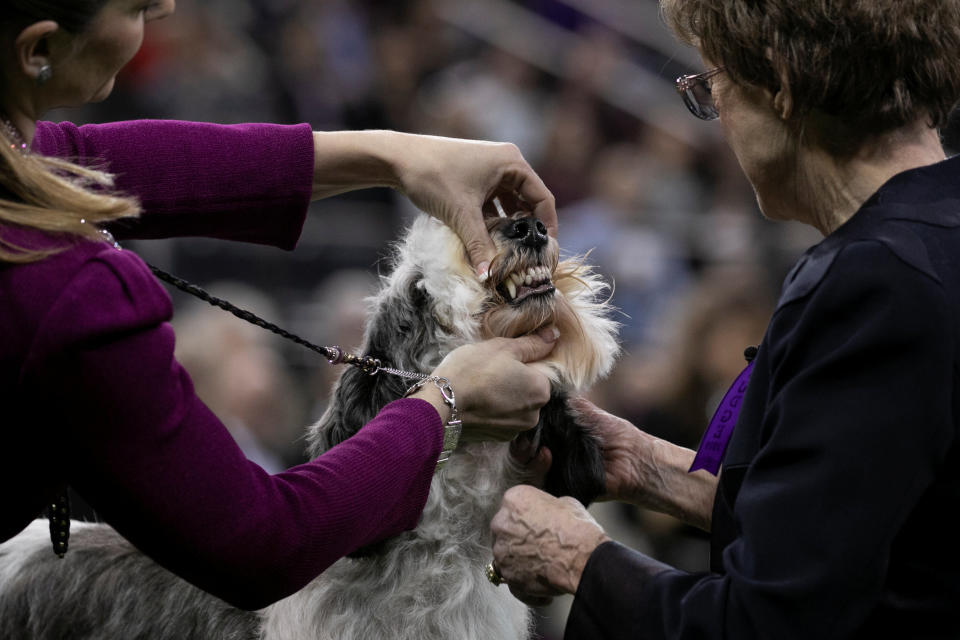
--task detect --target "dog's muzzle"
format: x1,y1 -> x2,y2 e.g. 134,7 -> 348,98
496,215 -> 557,304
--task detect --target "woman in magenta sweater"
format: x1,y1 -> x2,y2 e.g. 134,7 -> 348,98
0,0 -> 558,608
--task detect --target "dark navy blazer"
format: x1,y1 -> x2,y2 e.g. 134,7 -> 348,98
566,155 -> 960,639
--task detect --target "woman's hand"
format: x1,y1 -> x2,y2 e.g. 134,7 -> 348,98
411,326 -> 558,442
567,397 -> 717,531
566,396 -> 648,503
490,485 -> 610,600
310,131 -> 557,278
391,134 -> 557,277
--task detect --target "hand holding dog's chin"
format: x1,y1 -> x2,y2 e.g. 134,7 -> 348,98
491,486 -> 611,597
429,330 -> 558,442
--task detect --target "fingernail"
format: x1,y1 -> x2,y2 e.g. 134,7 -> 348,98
476,261 -> 490,282
537,326 -> 560,342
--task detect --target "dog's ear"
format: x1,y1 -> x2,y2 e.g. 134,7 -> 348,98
309,272 -> 442,454
533,393 -> 606,506
317,363 -> 409,452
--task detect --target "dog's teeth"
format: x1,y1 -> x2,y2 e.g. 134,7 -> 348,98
524,272 -> 533,285
505,279 -> 517,299
507,273 -> 519,286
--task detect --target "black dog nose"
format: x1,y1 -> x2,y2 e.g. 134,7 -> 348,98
504,216 -> 549,248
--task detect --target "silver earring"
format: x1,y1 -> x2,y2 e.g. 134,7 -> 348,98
36,64 -> 52,86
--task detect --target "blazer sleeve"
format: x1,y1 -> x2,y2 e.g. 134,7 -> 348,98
566,240 -> 955,639
32,120 -> 315,250
24,247 -> 441,610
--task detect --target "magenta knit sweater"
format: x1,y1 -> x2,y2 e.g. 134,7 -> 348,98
0,120 -> 441,609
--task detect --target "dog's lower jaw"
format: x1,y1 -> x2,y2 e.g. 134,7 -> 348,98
260,442 -> 532,640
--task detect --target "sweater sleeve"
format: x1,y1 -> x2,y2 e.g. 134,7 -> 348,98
25,247 -> 442,610
565,241 -> 955,639
32,120 -> 315,250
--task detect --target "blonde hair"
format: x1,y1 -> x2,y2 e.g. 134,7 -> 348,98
0,128 -> 140,263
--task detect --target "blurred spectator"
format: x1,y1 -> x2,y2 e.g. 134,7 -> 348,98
641,266 -> 776,449
416,47 -> 548,159
273,1 -> 379,129
535,94 -> 602,206
561,143 -> 693,347
173,282 -> 306,472
289,269 -> 380,419
131,3 -> 278,123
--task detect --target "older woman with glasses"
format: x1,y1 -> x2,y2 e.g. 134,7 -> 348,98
491,0 -> 960,638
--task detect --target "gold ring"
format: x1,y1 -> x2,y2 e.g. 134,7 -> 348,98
485,562 -> 504,586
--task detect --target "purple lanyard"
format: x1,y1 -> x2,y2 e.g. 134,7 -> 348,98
689,348 -> 757,476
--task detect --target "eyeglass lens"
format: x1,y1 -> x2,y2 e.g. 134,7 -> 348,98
683,78 -> 718,120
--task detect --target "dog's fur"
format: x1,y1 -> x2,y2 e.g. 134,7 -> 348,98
0,211 -> 619,640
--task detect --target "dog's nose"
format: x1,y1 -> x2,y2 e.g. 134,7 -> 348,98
505,216 -> 548,249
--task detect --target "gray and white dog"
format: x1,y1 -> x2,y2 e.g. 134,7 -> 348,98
0,211 -> 620,640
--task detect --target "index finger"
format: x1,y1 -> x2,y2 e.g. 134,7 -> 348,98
499,326 -> 559,365
452,201 -> 498,274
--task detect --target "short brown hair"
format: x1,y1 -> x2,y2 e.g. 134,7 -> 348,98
661,0 -> 960,134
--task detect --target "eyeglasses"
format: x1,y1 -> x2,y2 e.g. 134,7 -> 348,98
676,67 -> 724,120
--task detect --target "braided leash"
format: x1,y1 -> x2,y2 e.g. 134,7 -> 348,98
147,265 -> 428,379
146,265 -> 460,465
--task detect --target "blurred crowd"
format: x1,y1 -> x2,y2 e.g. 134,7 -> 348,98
56,0 -> 960,636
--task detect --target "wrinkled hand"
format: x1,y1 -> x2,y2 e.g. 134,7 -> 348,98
491,485 -> 610,603
393,135 -> 558,276
427,326 -> 558,442
566,396 -> 646,503
567,397 -> 717,530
